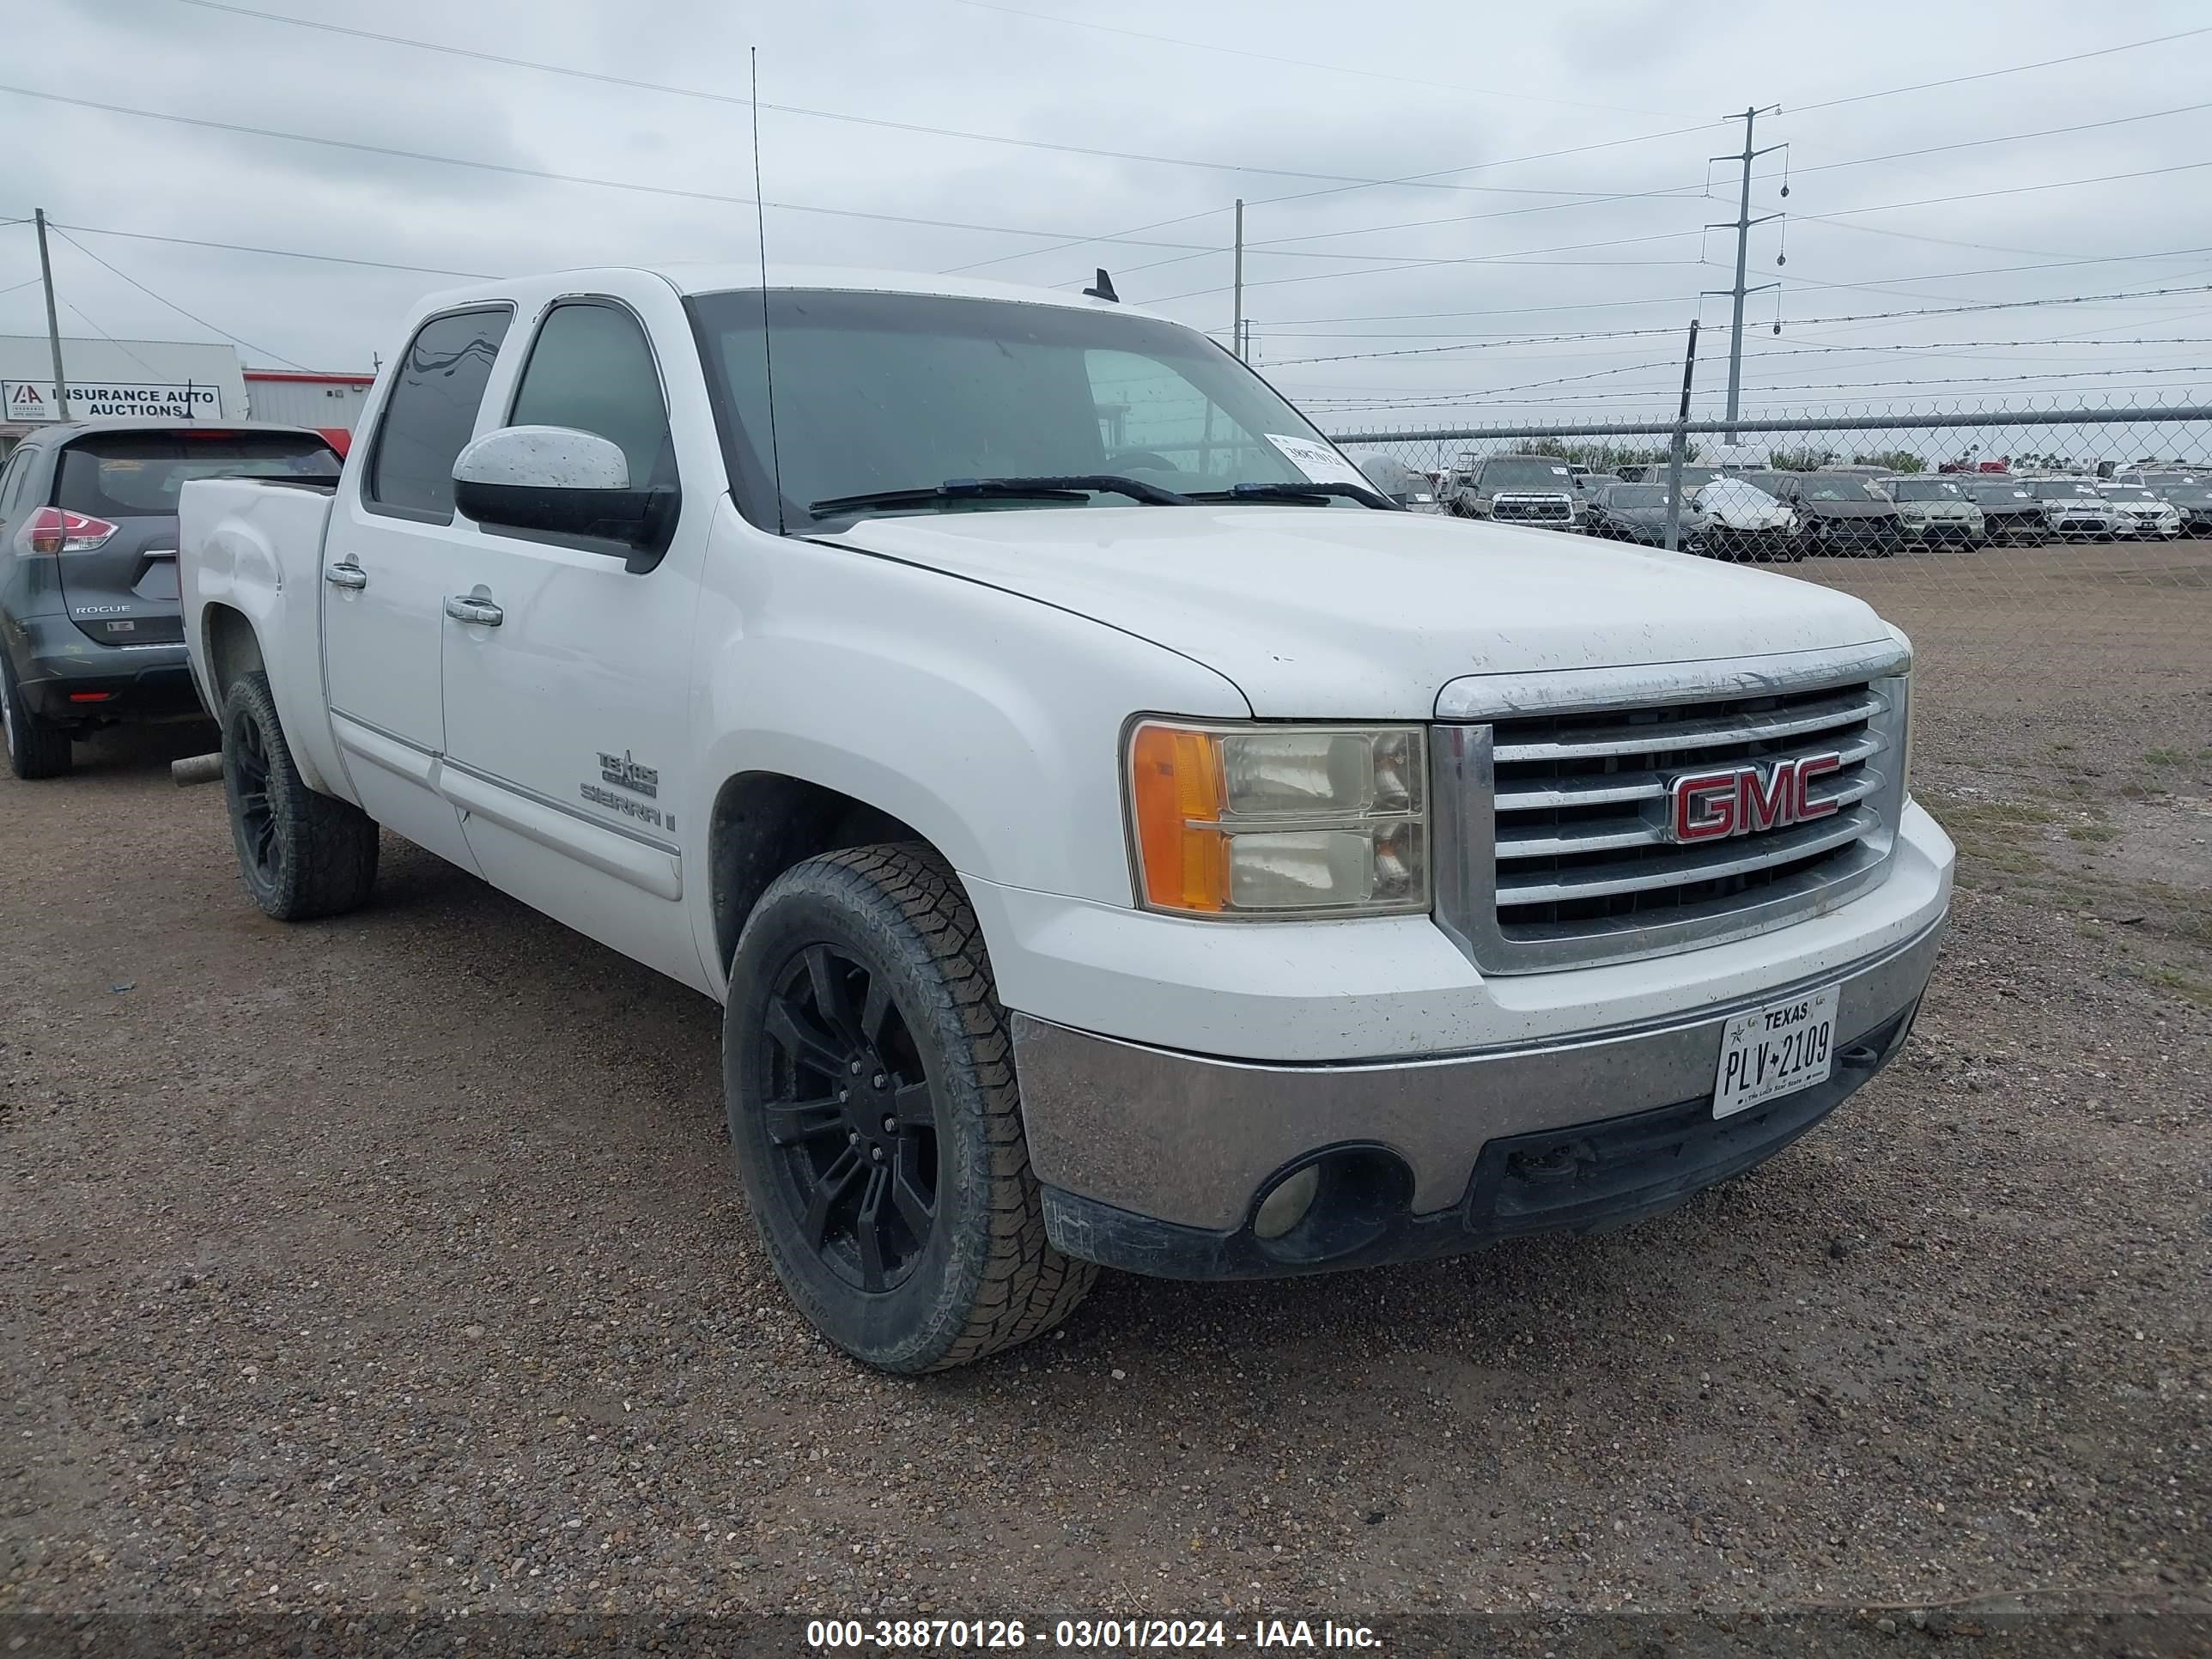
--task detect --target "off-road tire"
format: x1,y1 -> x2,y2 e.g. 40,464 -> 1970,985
726,843 -> 1096,1372
1,650 -> 74,780
221,670 -> 380,921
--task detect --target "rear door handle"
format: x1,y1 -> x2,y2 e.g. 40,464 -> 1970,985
444,593 -> 504,627
325,562 -> 368,590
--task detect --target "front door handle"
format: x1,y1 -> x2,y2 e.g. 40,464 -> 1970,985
444,593 -> 504,628
325,562 -> 368,590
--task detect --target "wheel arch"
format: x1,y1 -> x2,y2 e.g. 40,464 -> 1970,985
707,769 -> 939,978
200,602 -> 266,710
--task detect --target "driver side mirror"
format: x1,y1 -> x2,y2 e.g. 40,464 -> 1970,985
453,425 -> 678,573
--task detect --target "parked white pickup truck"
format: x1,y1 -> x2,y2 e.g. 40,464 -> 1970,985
178,265 -> 1953,1372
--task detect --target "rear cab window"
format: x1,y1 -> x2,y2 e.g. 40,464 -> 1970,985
365,307 -> 515,522
56,431 -> 341,518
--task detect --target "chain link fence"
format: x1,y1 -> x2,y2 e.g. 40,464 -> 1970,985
1326,404 -> 2212,782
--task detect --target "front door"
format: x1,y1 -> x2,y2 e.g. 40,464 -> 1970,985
436,295 -> 708,990
323,304 -> 514,872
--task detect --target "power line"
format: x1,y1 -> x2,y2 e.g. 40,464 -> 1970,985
1141,227 -> 1706,303
165,0 -> 1658,196
942,121 -> 1730,276
1791,24 -> 2212,112
1784,100 -> 2212,181
1263,284 -> 2212,366
1146,155 -> 2212,308
1257,101 -> 2212,273
50,228 -> 313,370
1304,362 -> 2212,411
951,22 -> 2212,279
0,84 -> 1437,260
61,301 -> 165,377
936,0 -> 1664,115
47,221 -> 501,280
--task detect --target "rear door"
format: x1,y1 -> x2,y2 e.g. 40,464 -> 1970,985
324,304 -> 514,872
51,430 -> 341,650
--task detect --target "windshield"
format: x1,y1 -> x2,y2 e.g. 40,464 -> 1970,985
56,431 -> 339,518
1480,459 -> 1575,490
1797,475 -> 1883,502
2142,471 -> 2198,486
2034,481 -> 2102,498
2101,485 -> 2155,501
690,289 -> 1358,525
1889,478 -> 1961,501
1671,465 -> 1722,486
1963,482 -> 2031,502
1602,484 -> 1670,507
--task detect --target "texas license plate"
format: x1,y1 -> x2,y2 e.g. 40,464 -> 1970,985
1712,984 -> 1840,1119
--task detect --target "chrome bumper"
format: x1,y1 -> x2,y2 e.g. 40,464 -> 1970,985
1013,916 -> 1943,1250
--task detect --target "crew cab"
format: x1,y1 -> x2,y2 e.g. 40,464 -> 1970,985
176,266 -> 1954,1373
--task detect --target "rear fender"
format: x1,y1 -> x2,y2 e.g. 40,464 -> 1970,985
179,478 -> 350,800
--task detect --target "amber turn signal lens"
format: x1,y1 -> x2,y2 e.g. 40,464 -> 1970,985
1128,723 -> 1230,912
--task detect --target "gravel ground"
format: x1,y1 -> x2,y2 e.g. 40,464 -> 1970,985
2,540 -> 2207,1636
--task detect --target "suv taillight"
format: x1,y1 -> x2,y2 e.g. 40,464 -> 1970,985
21,507 -> 118,555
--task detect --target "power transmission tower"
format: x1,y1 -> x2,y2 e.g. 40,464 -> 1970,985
1702,106 -> 1783,442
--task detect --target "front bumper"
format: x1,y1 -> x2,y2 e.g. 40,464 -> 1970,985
1899,519 -> 1980,544
8,615 -> 201,724
1014,902 -> 1946,1276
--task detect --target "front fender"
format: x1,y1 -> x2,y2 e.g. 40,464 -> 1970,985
689,504 -> 1249,973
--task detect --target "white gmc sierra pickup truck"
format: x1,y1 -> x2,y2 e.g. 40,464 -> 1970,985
177,265 -> 1954,1372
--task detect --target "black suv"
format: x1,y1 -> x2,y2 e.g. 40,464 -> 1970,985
0,421 -> 340,777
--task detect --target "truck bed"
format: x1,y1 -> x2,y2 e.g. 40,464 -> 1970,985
177,476 -> 349,799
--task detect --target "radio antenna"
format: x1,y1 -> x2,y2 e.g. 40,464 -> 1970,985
750,46 -> 787,535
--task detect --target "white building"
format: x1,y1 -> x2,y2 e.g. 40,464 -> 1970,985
1,337 -> 376,457
0,334 -> 247,453
242,368 -> 376,444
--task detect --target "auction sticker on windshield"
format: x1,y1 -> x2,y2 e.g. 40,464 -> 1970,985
1712,983 -> 1839,1119
1265,433 -> 1372,488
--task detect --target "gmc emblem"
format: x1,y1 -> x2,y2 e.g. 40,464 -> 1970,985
1667,754 -> 1843,843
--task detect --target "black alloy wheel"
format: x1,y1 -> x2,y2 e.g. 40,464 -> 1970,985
229,701 -> 281,888
218,671 -> 380,921
726,845 -> 1095,1372
758,942 -> 939,1294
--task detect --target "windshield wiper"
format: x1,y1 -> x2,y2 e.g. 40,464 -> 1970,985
1185,480 -> 1398,510
809,474 -> 1191,519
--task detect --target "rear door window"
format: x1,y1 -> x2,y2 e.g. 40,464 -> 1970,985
56,432 -> 340,518
366,307 -> 514,521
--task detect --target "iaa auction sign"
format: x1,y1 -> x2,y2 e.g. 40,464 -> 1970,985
3,380 -> 223,422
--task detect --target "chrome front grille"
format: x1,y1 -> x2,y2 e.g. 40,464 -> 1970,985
1431,643 -> 1911,974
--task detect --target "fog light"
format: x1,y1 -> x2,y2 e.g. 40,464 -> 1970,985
1252,1165 -> 1321,1241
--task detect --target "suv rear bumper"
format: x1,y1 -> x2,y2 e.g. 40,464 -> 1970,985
1021,916 -> 1940,1278
9,616 -> 201,724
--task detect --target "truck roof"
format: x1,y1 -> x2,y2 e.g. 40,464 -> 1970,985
416,264 -> 1171,325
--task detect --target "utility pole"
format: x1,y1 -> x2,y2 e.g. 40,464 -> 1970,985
1702,107 -> 1783,442
1662,319 -> 1700,553
33,209 -> 68,424
1232,198 -> 1245,361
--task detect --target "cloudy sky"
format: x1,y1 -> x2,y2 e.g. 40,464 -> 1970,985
8,0 -> 2212,433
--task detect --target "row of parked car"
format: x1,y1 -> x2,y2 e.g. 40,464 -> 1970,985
1353,452 -> 2212,562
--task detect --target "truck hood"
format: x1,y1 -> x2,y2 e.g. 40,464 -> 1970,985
817,506 -> 1892,718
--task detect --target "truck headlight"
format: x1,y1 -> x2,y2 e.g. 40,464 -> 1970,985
1126,721 -> 1428,918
